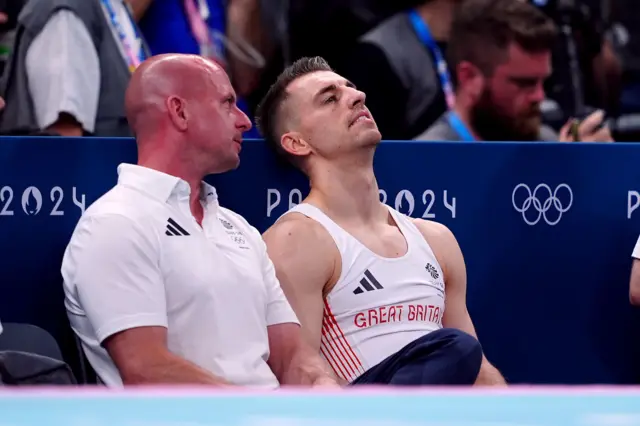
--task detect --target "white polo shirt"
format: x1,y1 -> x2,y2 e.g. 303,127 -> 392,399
61,164 -> 298,387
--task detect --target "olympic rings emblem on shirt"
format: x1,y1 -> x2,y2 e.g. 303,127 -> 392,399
511,183 -> 573,226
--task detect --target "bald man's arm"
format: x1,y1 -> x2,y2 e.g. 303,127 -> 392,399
105,327 -> 233,385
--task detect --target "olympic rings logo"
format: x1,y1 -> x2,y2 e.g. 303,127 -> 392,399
512,183 -> 573,226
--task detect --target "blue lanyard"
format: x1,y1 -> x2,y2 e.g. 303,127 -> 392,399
407,9 -> 455,110
101,0 -> 147,72
447,111 -> 476,142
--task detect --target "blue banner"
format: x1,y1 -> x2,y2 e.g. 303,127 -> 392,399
1,389 -> 640,425
0,137 -> 639,384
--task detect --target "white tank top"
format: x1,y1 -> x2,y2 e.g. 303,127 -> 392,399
283,203 -> 446,382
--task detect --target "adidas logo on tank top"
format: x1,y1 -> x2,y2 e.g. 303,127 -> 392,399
353,270 -> 384,294
280,203 -> 446,382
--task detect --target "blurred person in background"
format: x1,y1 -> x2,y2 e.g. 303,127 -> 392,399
531,0 -> 622,123
418,0 -> 614,142
339,0 -> 464,140
0,0 -> 149,137
129,0 -> 270,138
0,0 -> 27,76
608,0 -> 640,115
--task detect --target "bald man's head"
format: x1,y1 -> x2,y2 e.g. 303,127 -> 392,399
125,54 -> 221,136
126,54 -> 252,175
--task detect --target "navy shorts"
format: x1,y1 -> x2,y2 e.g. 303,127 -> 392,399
351,328 -> 483,385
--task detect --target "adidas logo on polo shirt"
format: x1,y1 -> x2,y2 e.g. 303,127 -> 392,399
165,218 -> 190,236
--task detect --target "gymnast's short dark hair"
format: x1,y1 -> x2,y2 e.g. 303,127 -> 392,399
255,56 -> 333,164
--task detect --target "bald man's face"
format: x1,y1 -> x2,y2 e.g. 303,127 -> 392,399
185,67 -> 252,173
283,71 -> 381,163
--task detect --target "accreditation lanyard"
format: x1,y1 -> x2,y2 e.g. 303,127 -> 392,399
407,9 -> 455,110
446,111 -> 476,142
101,0 -> 146,73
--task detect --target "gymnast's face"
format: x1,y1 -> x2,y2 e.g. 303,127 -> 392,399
280,71 -> 382,165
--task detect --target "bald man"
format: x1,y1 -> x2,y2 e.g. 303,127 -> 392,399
61,54 -> 338,388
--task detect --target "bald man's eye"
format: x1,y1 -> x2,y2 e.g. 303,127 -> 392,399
224,96 -> 234,105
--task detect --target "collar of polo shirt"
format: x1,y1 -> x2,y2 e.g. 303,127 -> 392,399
117,163 -> 218,206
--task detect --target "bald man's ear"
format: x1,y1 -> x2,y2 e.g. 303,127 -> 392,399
167,96 -> 188,132
281,132 -> 312,159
